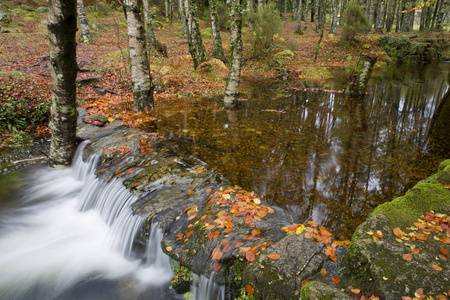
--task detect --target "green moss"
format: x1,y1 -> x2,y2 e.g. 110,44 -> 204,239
371,183 -> 450,228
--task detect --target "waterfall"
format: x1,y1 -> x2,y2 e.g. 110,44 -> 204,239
0,141 -> 177,300
190,272 -> 226,300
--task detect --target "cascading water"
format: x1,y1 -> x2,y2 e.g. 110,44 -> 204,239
0,141 -> 178,300
190,272 -> 226,300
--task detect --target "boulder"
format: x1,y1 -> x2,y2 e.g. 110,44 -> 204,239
301,281 -> 353,300
344,164 -> 450,299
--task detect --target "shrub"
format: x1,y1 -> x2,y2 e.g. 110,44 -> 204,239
340,1 -> 370,43
248,3 -> 281,57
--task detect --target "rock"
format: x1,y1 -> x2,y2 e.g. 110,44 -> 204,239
242,233 -> 328,300
301,281 -> 353,300
345,175 -> 450,299
0,3 -> 11,24
20,4 -> 34,11
436,159 -> 450,185
36,6 -> 48,13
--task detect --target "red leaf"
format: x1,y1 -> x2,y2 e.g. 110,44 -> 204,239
246,251 -> 256,262
246,284 -> 255,295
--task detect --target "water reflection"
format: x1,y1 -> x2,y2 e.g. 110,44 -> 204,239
157,63 -> 450,239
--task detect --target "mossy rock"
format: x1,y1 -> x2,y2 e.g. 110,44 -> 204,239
345,163 -> 450,299
36,7 -> 48,13
20,4 -> 34,11
301,281 -> 353,300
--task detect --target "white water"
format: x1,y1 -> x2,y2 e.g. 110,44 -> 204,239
191,272 -> 226,300
0,142 -> 176,300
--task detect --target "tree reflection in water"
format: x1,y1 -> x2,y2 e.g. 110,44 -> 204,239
158,63 -> 450,239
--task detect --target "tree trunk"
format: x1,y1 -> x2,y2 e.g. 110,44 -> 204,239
395,0 -> 402,32
143,0 -> 157,49
368,0 -> 375,28
385,0 -> 396,32
77,0 -> 91,43
346,54 -> 377,97
436,0 -> 447,30
310,0 -> 315,22
183,0 -> 208,69
295,0 -> 303,34
430,0 -> 441,30
48,0 -> 78,167
419,3 -> 427,31
375,0 -> 386,33
209,0 -> 227,63
224,0 -> 244,105
402,0 -> 415,31
318,0 -> 325,29
124,0 -> 154,111
331,0 -> 338,34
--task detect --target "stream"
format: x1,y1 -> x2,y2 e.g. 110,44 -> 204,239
0,63 -> 448,299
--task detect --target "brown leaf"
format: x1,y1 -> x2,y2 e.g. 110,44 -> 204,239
410,248 -> 420,255
431,264 -> 443,271
414,233 -> 429,241
266,253 -> 280,260
114,170 -> 121,175
320,268 -> 327,276
439,236 -> 450,244
235,241 -> 244,248
246,251 -> 256,262
223,244 -> 232,253
99,168 -> 107,172
393,227 -> 404,238
246,284 -> 255,295
214,263 -> 221,271
301,280 -> 308,287
403,253 -> 413,261
439,246 -> 449,257
251,228 -> 261,236
212,247 -> 223,260
243,234 -> 252,240
350,289 -> 361,294
331,276 -> 340,284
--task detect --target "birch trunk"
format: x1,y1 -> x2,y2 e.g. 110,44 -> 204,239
402,0 -> 415,31
224,0 -> 243,105
346,54 -> 377,97
183,0 -> 208,69
77,0 -> 91,43
395,0 -> 402,32
331,0 -> 338,34
436,0 -> 448,30
375,0 -> 386,33
385,0 -> 396,32
295,0 -> 303,34
368,0 -> 375,28
48,0 -> 78,167
209,0 -> 227,63
124,0 -> 154,111
143,0 -> 157,50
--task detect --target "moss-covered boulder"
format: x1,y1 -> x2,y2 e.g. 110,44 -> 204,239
344,163 -> 450,299
300,281 -> 353,300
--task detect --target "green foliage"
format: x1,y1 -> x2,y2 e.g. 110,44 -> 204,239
0,73 -> 51,136
247,3 -> 281,58
215,1 -> 230,31
340,1 -> 370,43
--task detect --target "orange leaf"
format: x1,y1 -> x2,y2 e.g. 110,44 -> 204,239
188,212 -> 197,220
186,230 -> 194,238
212,247 -> 223,260
220,239 -> 229,246
320,268 -> 327,276
393,227 -> 404,238
223,244 -> 232,253
294,290 -> 300,296
246,284 -> 255,295
246,251 -> 256,262
224,227 -> 233,233
235,241 -> 244,248
243,234 -> 252,240
206,188 -> 212,193
166,246 -> 172,252
205,224 -> 215,230
351,289 -> 361,294
431,264 -> 443,271
251,229 -> 261,236
126,169 -> 135,173
206,231 -> 220,240
403,253 -> 413,261
267,253 -> 280,260
439,236 -> 450,244
133,182 -> 140,187
287,224 -> 300,231
214,263 -> 221,271
439,246 -> 449,257
307,221 -> 318,227
301,280 -> 308,287
99,168 -> 107,172
410,248 -> 420,255
188,190 -> 195,195
196,169 -> 204,173
414,233 -> 429,241
115,170 -> 121,175
332,276 -> 340,284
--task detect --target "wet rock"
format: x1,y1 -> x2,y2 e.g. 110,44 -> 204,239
242,233 -> 328,300
345,174 -> 450,299
300,281 -> 353,300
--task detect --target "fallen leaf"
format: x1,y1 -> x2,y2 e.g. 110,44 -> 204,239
440,246 -> 450,256
188,190 -> 195,195
351,288 -> 361,294
251,228 -> 261,236
115,170 -> 121,175
301,280 -> 308,287
410,248 -> 420,255
246,284 -> 255,295
320,268 -> 327,276
414,233 -> 429,241
206,188 -> 212,193
99,168 -> 107,172
431,264 -> 443,271
294,290 -> 300,296
267,253 -> 280,260
214,263 -> 221,271
186,230 -> 193,238
403,253 -> 413,261
212,247 -> 223,260
439,236 -> 450,244
246,251 -> 256,262
223,244 -> 232,253
332,276 -> 340,284
220,239 -> 229,246
196,169 -> 203,173
166,246 -> 172,252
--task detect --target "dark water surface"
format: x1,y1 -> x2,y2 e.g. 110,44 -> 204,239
157,63 -> 450,239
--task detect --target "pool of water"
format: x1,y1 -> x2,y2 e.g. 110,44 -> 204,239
156,63 -> 450,239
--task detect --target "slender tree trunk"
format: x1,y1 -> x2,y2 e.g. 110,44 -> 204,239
431,0 -> 441,30
224,0 -> 244,105
402,0 -> 415,31
375,0 -> 386,33
183,0 -> 208,69
419,3 -> 427,31
48,0 -> 78,167
368,0 -> 375,29
77,0 -> 91,43
178,0 -> 183,20
295,0 -> 303,34
436,0 -> 447,30
310,0 -> 315,22
331,0 -> 338,34
124,0 -> 154,111
385,0 -> 396,32
395,0 -> 403,32
318,0 -> 325,29
209,0 -> 227,63
143,0 -> 157,49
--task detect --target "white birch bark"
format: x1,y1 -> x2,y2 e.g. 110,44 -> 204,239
48,0 -> 78,167
124,0 -> 154,111
77,0 -> 91,43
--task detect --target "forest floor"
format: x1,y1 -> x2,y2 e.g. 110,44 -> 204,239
0,3 -> 449,142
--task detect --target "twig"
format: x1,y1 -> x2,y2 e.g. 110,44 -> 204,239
39,150 -> 49,158
92,84 -> 120,95
32,56 -> 50,67
296,244 -> 326,276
